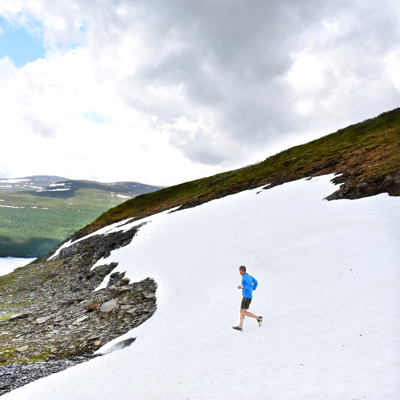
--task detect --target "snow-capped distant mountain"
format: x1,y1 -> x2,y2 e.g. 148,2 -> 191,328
0,176 -> 164,196
37,180 -> 164,195
0,176 -> 68,190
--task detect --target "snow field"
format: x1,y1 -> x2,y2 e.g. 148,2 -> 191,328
4,175 -> 400,399
0,258 -> 36,277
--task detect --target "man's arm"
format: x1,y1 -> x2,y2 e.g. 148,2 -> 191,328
238,275 -> 245,290
253,276 -> 258,290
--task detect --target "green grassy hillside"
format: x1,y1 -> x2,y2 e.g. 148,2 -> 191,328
0,178 -> 163,257
72,108 -> 400,241
0,188 -> 130,257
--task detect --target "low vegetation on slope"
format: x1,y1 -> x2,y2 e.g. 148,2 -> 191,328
0,179 -> 163,257
0,189 -> 129,257
72,108 -> 400,241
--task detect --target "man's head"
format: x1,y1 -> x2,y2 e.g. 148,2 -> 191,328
239,265 -> 246,275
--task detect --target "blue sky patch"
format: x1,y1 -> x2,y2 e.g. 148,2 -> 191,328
80,112 -> 110,125
53,19 -> 88,52
0,17 -> 46,67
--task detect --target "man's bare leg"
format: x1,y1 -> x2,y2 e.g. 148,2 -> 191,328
234,309 -> 262,331
245,310 -> 257,319
239,308 -> 246,326
240,308 -> 259,325
240,308 -> 257,325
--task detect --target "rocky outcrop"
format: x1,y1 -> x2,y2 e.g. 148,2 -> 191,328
325,169 -> 400,200
0,222 -> 157,395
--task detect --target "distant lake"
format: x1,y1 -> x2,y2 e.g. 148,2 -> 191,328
0,258 -> 36,277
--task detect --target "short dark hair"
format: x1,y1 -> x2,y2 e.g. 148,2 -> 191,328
239,265 -> 246,272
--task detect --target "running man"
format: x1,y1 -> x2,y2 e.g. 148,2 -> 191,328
233,265 -> 263,331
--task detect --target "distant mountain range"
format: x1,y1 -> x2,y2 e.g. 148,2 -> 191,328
0,175 -> 163,198
0,176 -> 164,257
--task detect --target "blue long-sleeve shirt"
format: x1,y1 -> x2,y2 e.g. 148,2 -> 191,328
242,273 -> 258,298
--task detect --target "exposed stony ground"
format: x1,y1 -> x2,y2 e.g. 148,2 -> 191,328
0,359 -> 85,395
0,222 -> 157,395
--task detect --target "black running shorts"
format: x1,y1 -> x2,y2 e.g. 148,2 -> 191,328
241,297 -> 252,310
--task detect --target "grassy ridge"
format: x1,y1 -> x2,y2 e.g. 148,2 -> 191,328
72,108 -> 400,240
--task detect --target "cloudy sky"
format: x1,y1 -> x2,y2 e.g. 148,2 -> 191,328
0,0 -> 399,186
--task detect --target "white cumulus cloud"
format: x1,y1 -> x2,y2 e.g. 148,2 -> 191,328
0,0 -> 399,184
